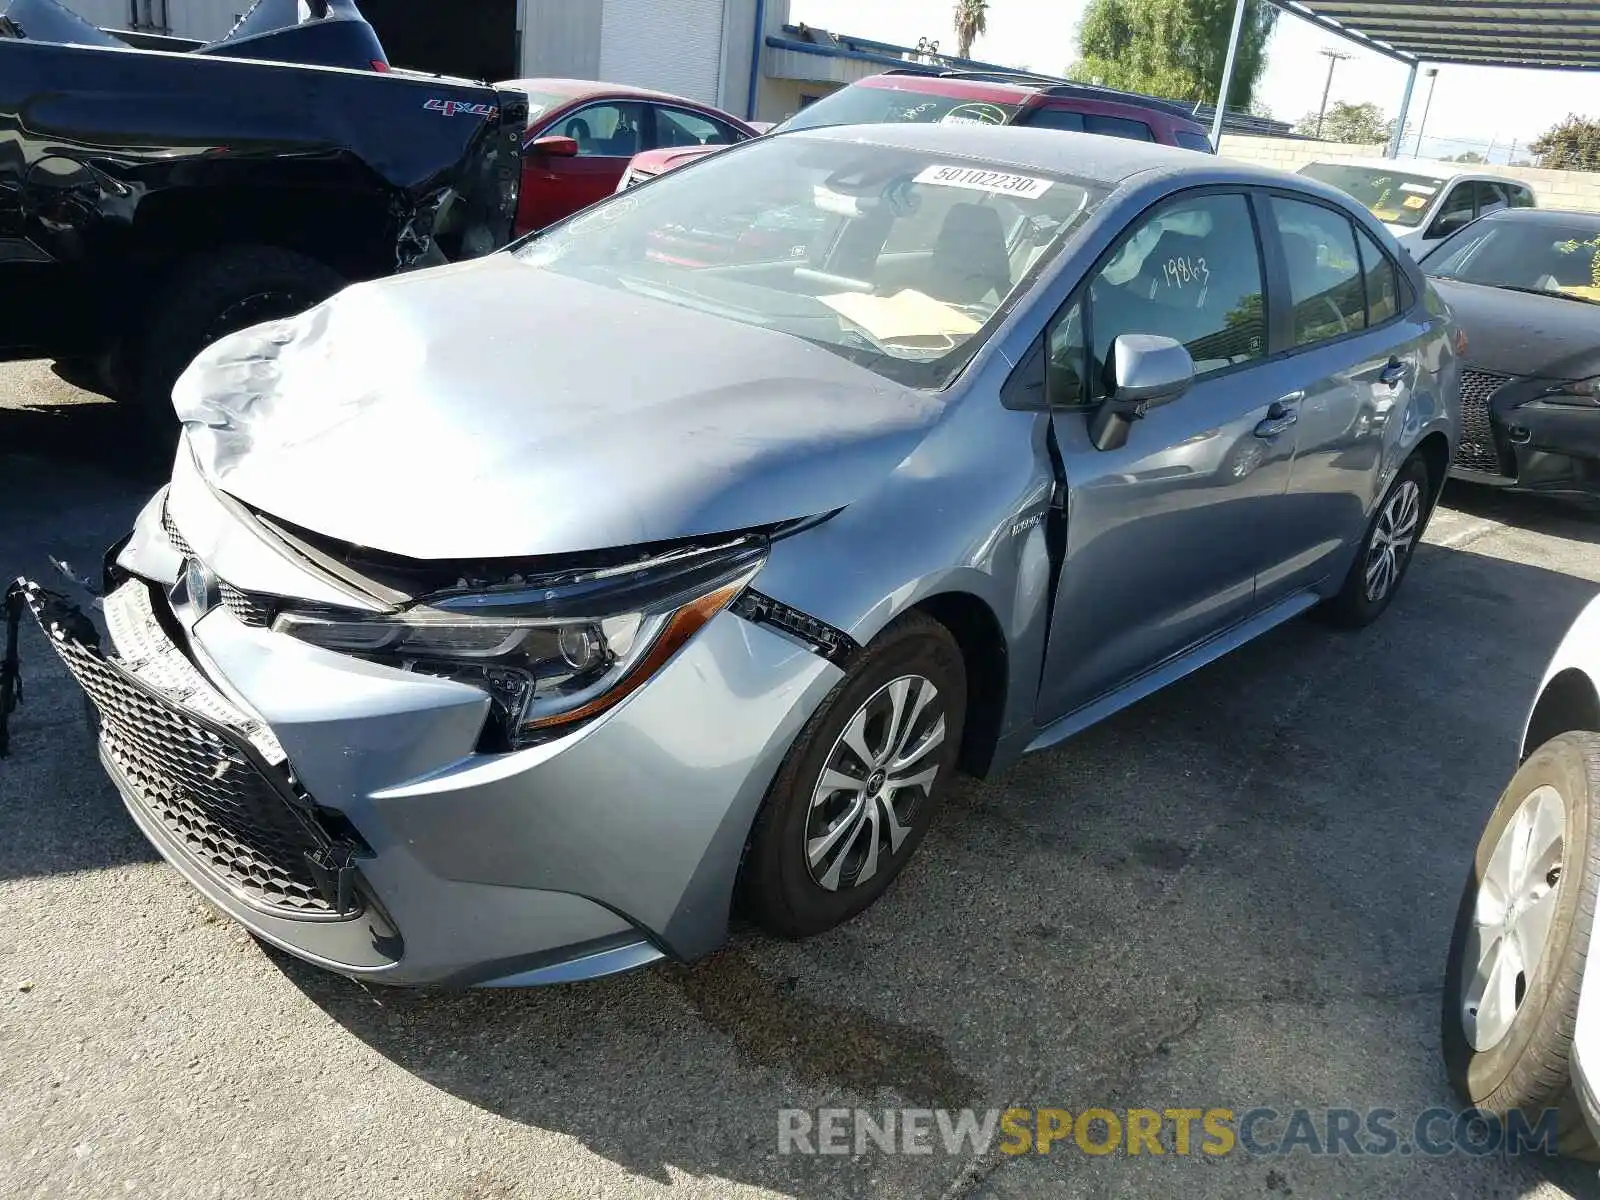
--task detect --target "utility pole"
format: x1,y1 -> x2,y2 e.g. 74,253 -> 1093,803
1315,48 -> 1351,139
1412,67 -> 1438,158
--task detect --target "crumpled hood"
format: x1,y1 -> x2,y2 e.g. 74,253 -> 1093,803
174,255 -> 947,560
1432,278 -> 1600,380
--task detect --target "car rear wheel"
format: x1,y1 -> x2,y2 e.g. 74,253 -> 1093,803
125,245 -> 345,428
1442,731 -> 1600,1159
740,612 -> 966,938
1320,454 -> 1432,628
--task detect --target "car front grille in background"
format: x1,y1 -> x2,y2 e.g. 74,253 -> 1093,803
25,582 -> 357,920
1455,369 -> 1512,475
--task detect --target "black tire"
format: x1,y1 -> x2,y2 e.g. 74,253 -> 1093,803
740,611 -> 967,939
125,246 -> 345,426
1442,731 -> 1600,1160
1319,453 -> 1433,628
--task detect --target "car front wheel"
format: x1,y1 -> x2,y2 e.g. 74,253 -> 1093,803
1321,454 -> 1432,627
740,612 -> 966,938
1442,731 -> 1600,1158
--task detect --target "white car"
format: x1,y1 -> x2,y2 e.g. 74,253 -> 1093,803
1444,595 -> 1600,1156
1299,159 -> 1536,258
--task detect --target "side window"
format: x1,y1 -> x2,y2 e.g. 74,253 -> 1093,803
1046,300 -> 1087,407
654,106 -> 744,149
553,102 -> 646,158
1430,183 -> 1475,237
1084,114 -> 1156,142
1026,107 -> 1086,132
1474,180 -> 1509,218
1173,130 -> 1215,153
1268,196 -> 1366,346
1354,226 -> 1400,326
1509,185 -> 1536,209
1088,192 -> 1266,389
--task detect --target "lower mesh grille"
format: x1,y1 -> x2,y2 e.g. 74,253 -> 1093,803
26,584 -> 358,919
1456,369 -> 1511,475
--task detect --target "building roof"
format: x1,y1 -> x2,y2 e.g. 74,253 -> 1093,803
1273,0 -> 1600,71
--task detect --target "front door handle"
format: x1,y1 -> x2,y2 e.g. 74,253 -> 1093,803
1253,396 -> 1300,439
1378,358 -> 1407,388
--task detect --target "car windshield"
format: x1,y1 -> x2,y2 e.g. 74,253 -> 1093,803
1298,163 -> 1449,228
512,134 -> 1104,387
1423,217 -> 1600,303
773,83 -> 1023,135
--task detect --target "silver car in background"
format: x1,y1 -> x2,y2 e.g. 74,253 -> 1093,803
11,124 -> 1459,986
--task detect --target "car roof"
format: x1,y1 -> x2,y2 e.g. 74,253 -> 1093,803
791,121 -> 1296,189
496,77 -> 738,111
853,72 -> 1206,130
1302,157 -> 1523,185
1477,207 -> 1600,227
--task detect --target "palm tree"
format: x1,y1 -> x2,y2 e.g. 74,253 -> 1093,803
953,0 -> 988,60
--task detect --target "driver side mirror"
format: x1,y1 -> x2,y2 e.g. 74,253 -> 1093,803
529,134 -> 579,158
1088,334 -> 1194,452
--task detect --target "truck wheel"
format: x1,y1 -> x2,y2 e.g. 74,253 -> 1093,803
128,246 -> 345,426
1442,731 -> 1600,1159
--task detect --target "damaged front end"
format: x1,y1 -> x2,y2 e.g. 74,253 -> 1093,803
1,573 -> 376,924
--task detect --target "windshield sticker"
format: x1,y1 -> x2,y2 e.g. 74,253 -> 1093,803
1402,195 -> 1428,210
1399,183 -> 1438,195
914,165 -> 1053,199
940,103 -> 1010,126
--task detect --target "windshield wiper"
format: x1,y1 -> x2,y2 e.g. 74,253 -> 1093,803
1492,284 -> 1600,305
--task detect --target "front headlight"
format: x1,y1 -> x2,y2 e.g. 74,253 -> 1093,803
1540,377 -> 1600,406
272,543 -> 764,749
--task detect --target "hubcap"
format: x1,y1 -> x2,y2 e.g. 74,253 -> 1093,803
1461,785 -> 1567,1051
805,675 -> 946,892
1364,478 -> 1421,603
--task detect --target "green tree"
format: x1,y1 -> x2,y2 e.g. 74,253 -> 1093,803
1292,100 -> 1388,144
1070,0 -> 1278,109
1530,114 -> 1600,171
954,0 -> 989,60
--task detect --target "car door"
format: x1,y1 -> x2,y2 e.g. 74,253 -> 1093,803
524,100 -> 647,229
1251,192 -> 1409,601
1035,189 -> 1300,724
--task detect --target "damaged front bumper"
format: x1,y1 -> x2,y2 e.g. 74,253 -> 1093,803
1,480 -> 843,987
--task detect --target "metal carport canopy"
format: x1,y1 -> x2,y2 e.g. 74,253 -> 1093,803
1208,0 -> 1600,156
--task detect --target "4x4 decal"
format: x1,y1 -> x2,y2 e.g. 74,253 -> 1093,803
424,98 -> 500,119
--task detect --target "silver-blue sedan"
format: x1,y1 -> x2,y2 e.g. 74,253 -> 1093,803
7,122 -> 1459,986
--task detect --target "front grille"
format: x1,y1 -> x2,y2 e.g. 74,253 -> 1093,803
161,504 -> 194,557
24,584 -> 357,919
1456,369 -> 1512,475
220,583 -> 275,627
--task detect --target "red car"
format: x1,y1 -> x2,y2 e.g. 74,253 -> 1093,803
616,71 -> 1215,192
497,78 -> 758,234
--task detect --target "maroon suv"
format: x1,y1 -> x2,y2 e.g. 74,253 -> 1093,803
618,69 -> 1215,193
776,70 -> 1216,150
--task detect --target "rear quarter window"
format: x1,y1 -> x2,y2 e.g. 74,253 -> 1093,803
1173,130 -> 1214,153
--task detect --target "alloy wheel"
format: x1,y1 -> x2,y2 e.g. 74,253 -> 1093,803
805,675 -> 946,892
1364,478 -> 1422,603
1461,784 -> 1567,1051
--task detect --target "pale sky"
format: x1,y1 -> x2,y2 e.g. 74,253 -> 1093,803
791,0 -> 1600,161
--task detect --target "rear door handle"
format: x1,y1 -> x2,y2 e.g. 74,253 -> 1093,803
1253,394 -> 1301,439
1378,358 -> 1406,388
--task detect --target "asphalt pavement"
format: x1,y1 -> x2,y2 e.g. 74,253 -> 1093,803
2,360 -> 1598,1199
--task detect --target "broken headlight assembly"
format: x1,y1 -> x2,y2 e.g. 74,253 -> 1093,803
271,541 -> 766,749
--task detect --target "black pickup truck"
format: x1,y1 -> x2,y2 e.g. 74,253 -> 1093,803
0,0 -> 526,417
